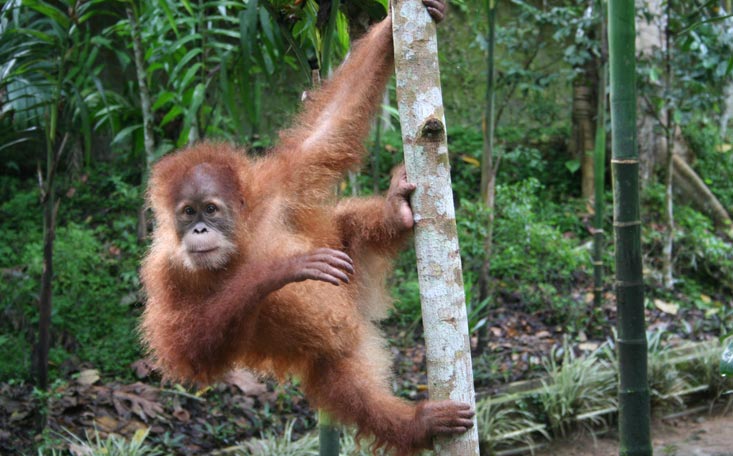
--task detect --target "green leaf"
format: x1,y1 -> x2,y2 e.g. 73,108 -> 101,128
24,0 -> 70,29
111,124 -> 142,147
156,0 -> 180,38
152,91 -> 177,111
160,105 -> 183,127
239,0 -> 259,64
180,0 -> 195,17
178,63 -> 203,91
721,337 -> 733,375
15,27 -> 55,44
171,48 -> 203,82
565,159 -> 580,173
648,66 -> 660,83
189,82 -> 206,115
259,8 -> 276,48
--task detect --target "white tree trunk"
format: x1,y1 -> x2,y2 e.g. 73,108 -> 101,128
636,0 -> 667,183
722,81 -> 733,138
391,2 -> 480,455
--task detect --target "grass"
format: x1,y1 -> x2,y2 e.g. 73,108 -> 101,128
537,340 -> 617,437
40,428 -> 162,456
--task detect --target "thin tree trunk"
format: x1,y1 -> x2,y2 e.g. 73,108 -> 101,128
593,1 -> 607,309
722,81 -> 733,138
34,131 -> 67,391
662,0 -> 674,289
37,186 -> 55,392
392,2 -> 479,454
128,7 -> 156,243
477,0 -> 498,354
575,84 -> 596,201
609,1 -> 651,454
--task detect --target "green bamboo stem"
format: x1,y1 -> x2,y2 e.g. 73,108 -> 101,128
593,1 -> 607,309
318,410 -> 340,456
608,1 -> 651,455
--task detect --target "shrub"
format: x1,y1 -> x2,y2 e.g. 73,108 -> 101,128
0,175 -> 144,381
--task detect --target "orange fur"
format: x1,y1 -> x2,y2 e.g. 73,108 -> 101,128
141,10 -> 471,455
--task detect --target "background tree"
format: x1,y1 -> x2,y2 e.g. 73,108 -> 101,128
0,0 -> 103,390
593,0 -> 608,309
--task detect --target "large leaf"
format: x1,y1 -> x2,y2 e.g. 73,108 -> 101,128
239,0 -> 259,66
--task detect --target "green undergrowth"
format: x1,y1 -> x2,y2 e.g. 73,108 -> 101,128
0,168 -> 144,382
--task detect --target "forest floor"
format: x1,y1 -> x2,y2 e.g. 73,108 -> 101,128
538,413 -> 733,456
1,299 -> 730,454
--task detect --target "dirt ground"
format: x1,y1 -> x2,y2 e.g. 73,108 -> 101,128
537,413 -> 733,456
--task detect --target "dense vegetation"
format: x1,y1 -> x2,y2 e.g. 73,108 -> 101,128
1,0 -> 732,453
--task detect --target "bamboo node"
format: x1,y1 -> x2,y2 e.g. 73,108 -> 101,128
614,280 -> 644,287
613,220 -> 641,227
610,158 -> 639,164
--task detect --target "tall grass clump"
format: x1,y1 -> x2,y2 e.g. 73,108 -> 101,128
537,342 -> 616,437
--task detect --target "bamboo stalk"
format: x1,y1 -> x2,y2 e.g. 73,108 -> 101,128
593,0 -> 608,309
608,0 -> 651,454
318,410 -> 340,456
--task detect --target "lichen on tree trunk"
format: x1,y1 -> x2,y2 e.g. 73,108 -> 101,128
391,1 -> 479,454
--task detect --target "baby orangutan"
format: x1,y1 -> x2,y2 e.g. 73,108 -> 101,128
140,1 -> 473,453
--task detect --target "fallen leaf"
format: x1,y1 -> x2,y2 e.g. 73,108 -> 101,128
9,410 -> 29,422
225,369 -> 267,397
113,387 -> 164,421
95,415 -> 119,432
76,369 -> 100,386
172,395 -> 191,423
121,420 -> 148,435
173,407 -> 191,422
654,299 -> 679,315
